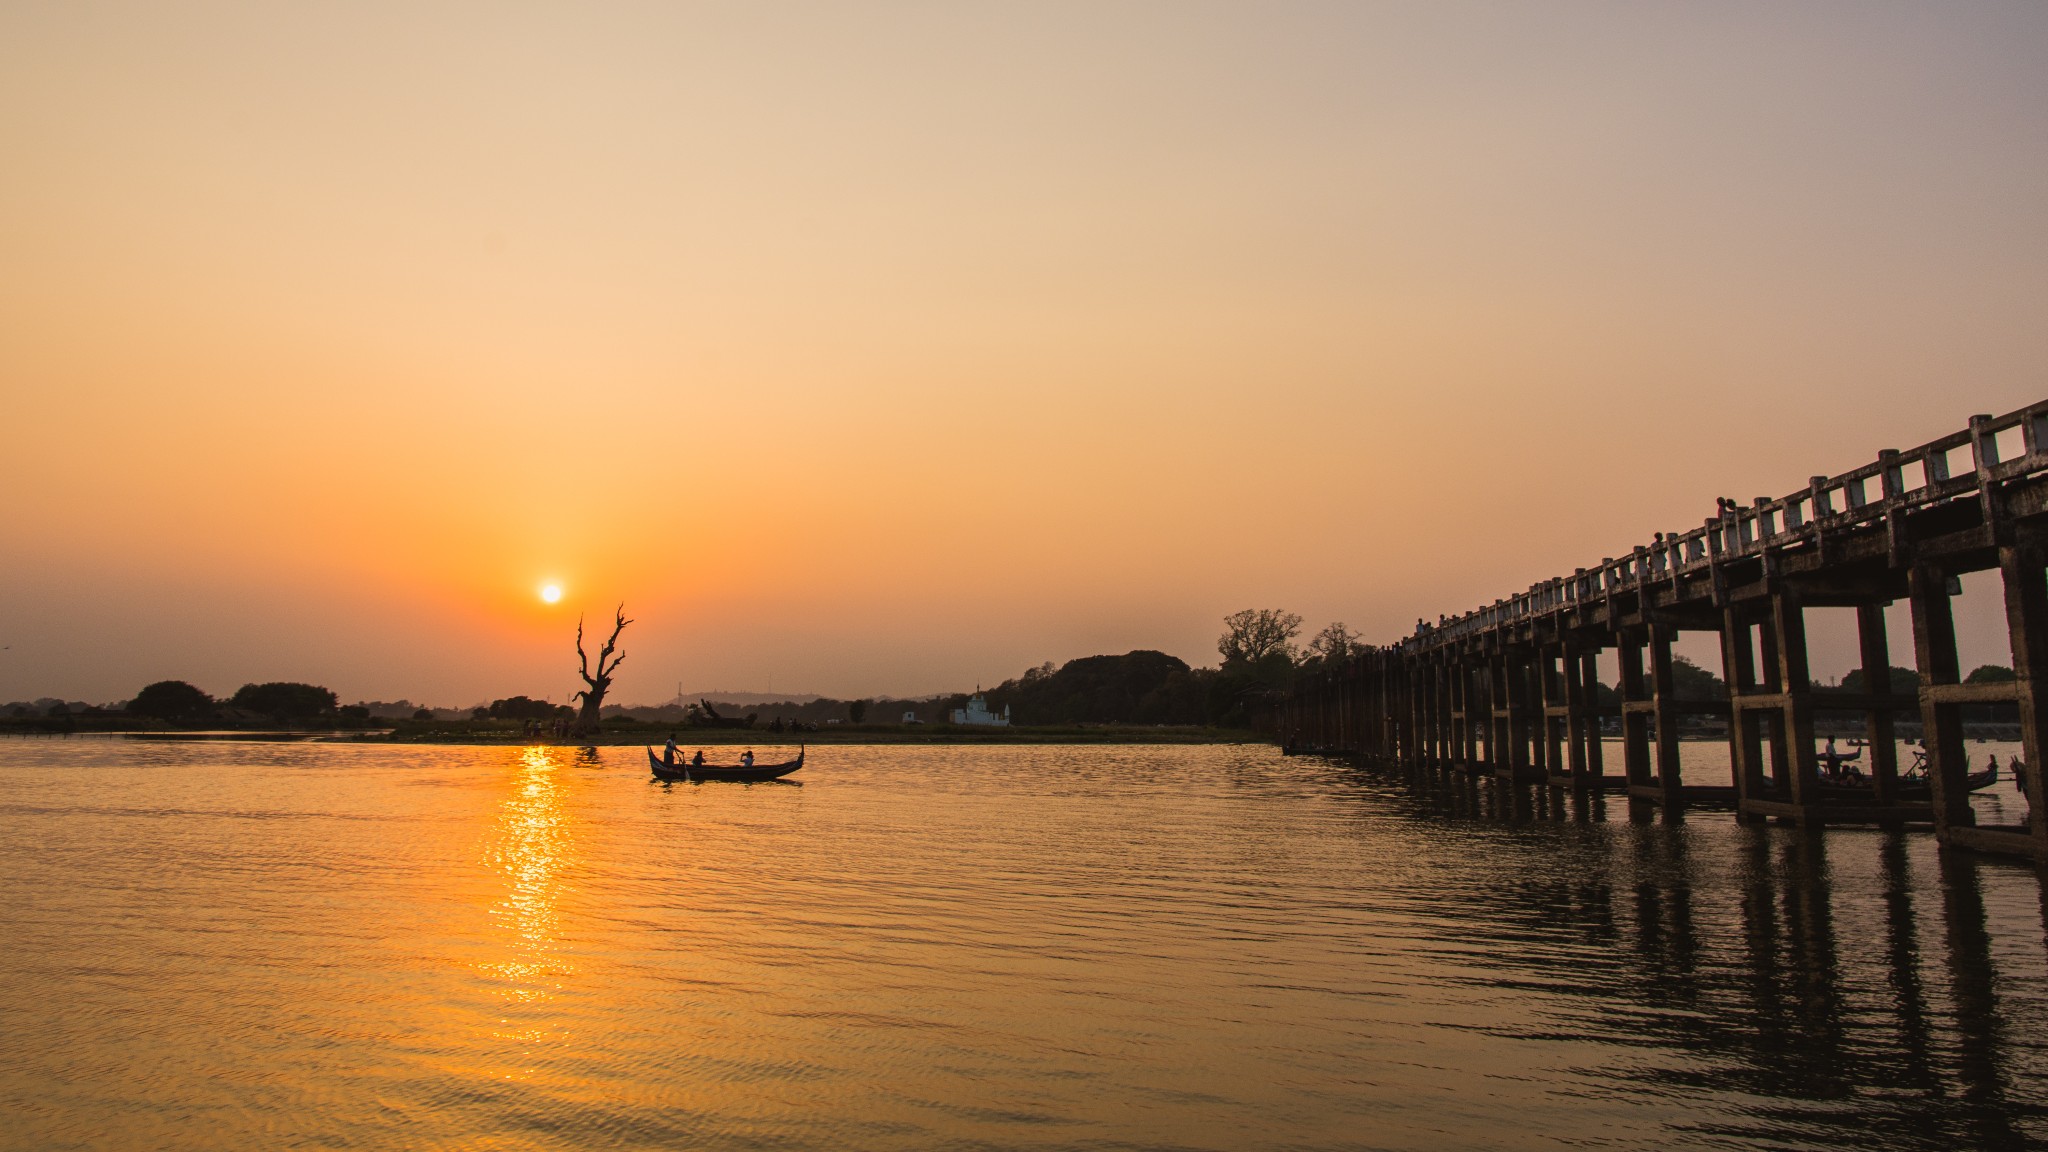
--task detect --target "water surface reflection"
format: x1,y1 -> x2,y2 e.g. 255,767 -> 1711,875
2,741 -> 2046,1150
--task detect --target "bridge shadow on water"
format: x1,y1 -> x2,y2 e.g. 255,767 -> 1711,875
1330,755 -> 2048,1150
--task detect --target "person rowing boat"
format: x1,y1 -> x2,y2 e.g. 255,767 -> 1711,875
647,745 -> 803,782
1819,737 -> 1863,781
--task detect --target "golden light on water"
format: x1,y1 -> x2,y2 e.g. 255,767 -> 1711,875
482,745 -> 575,1010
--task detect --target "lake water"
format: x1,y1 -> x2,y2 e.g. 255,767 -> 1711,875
3,740 -> 2046,1151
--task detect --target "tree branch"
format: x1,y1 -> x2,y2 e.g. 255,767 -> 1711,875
575,614 -> 595,687
594,604 -> 633,680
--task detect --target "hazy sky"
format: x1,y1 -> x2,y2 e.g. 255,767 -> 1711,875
5,2 -> 2046,706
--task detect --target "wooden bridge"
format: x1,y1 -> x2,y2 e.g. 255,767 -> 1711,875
1278,401 -> 2048,862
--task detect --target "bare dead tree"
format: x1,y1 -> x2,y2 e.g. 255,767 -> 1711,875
571,604 -> 633,736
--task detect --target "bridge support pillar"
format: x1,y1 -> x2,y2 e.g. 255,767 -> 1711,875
1647,625 -> 1685,815
1617,627 -> 1654,799
1856,603 -> 1903,807
1721,605 -> 1769,824
1910,562 -> 1977,842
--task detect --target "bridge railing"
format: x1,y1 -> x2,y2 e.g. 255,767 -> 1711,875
1402,401 -> 2048,654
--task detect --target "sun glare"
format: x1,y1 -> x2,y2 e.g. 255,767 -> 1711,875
539,583 -> 562,604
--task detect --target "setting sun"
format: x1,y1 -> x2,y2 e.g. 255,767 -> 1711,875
539,584 -> 562,604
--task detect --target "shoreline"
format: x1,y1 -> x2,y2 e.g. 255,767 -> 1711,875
1,725 -> 1265,747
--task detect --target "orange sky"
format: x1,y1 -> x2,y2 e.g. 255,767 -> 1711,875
5,3 -> 2046,705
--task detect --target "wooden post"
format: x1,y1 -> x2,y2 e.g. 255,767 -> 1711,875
1648,625 -> 1684,813
1756,608 -> 1793,801
1542,646 -> 1566,782
1857,603 -> 1901,807
1446,658 -> 1464,768
1491,653 -> 1512,779
1771,587 -> 1822,813
1721,606 -> 1768,822
1504,651 -> 1534,782
1908,563 -> 1975,836
1999,542 -> 2048,846
1560,641 -> 1591,785
1617,629 -> 1653,790
1581,649 -> 1607,783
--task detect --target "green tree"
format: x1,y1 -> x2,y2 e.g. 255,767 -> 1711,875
1966,664 -> 2017,684
848,698 -> 870,724
231,682 -> 338,720
128,680 -> 214,725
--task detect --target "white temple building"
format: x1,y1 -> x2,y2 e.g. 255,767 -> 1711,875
951,693 -> 1011,727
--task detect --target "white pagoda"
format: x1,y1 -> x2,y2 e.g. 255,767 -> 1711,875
951,692 -> 1011,727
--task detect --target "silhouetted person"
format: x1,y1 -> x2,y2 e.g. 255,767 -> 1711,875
741,749 -> 755,768
691,749 -> 705,767
663,735 -> 679,767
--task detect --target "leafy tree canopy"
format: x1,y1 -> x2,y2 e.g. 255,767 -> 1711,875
1837,665 -> 1920,695
1670,656 -> 1728,701
231,681 -> 338,720
489,696 -> 565,721
1301,622 -> 1366,667
129,680 -> 214,724
965,650 -> 1213,726
1966,664 -> 2017,684
1219,609 -> 1302,666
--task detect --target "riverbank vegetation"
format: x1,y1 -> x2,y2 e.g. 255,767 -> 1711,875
2,608 -> 2024,740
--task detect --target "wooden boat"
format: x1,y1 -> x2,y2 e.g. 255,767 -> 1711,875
647,746 -> 804,783
1813,765 -> 1996,802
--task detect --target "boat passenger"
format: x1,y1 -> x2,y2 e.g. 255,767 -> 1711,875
691,750 -> 705,767
741,749 -> 755,768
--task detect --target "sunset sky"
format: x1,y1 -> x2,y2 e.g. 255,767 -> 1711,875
5,2 -> 2046,706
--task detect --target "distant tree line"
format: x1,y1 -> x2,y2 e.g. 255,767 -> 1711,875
7,618 -> 2024,735
121,680 -> 354,726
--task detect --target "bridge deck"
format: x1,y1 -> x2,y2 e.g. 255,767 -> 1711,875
1279,403 -> 2048,859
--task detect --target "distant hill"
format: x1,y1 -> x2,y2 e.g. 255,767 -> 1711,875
677,690 -> 823,706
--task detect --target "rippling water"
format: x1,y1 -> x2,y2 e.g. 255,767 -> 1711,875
3,740 -> 2045,1150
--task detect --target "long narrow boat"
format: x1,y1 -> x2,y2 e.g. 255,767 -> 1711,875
647,746 -> 804,783
1814,765 -> 1996,802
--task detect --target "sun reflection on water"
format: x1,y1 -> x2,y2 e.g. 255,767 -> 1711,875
481,745 -> 576,1011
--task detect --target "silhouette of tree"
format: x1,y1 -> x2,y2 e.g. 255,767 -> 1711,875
1670,656 -> 1730,701
571,605 -> 632,736
1218,609 -> 1303,666
231,682 -> 337,720
1303,622 -> 1365,667
848,698 -> 869,724
490,695 -> 565,721
129,680 -> 214,725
